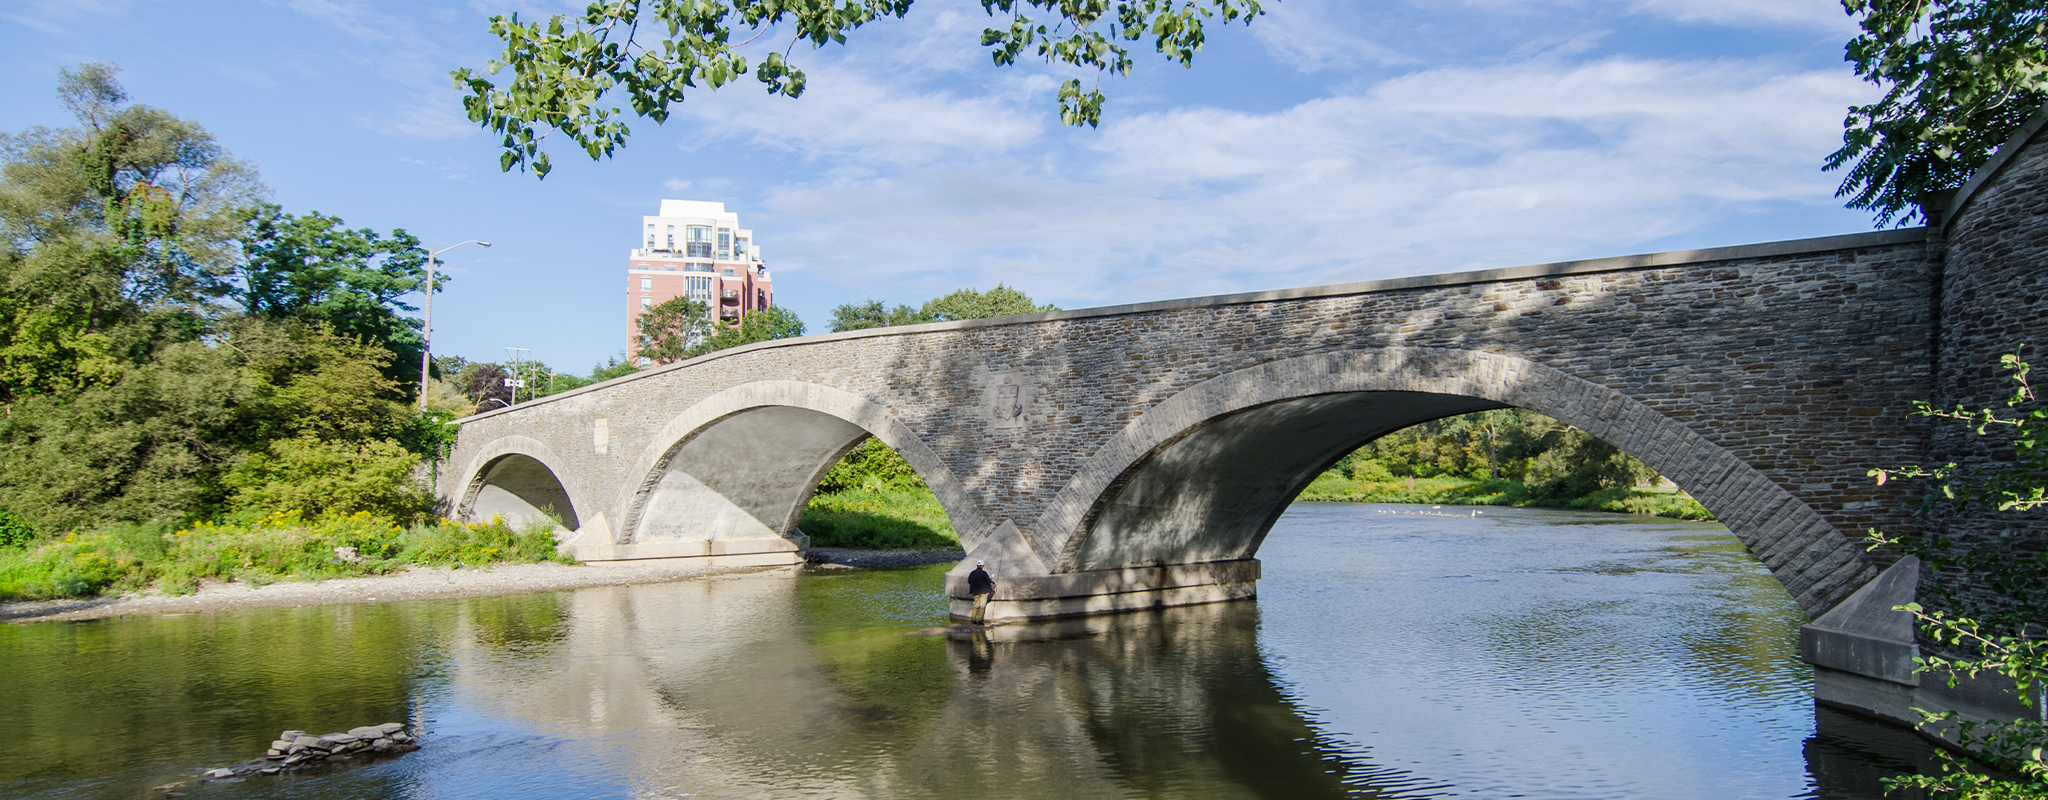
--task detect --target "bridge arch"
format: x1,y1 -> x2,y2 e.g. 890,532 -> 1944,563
1033,347 -> 1874,616
614,380 -> 993,549
453,435 -> 584,532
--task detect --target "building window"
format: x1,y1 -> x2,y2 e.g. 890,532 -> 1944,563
717,229 -> 731,259
722,268 -> 736,277
665,225 -> 675,251
735,237 -> 748,256
640,296 -> 652,309
640,277 -> 652,290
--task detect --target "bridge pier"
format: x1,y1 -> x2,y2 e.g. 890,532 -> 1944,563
1800,556 -> 2044,736
938,521 -> 1263,622
943,559 -> 1260,622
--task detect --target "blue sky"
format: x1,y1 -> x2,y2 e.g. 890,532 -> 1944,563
2,0 -> 1881,375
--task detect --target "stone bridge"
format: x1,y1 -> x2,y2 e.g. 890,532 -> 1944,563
444,112 -> 2048,727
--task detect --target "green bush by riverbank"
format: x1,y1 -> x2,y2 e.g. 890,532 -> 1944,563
801,488 -> 959,549
0,511 -> 570,602
1296,474 -> 1714,520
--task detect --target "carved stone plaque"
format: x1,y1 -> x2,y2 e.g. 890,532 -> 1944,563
987,372 -> 1029,430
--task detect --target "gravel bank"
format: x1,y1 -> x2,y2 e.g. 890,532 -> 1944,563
1,548 -> 969,625
0,560 -> 770,624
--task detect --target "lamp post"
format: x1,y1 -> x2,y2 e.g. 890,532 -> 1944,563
419,240 -> 491,411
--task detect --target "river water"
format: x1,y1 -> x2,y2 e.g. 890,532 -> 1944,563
1,504 -> 1937,799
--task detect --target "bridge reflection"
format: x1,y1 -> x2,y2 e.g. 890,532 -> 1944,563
425,568 -> 1931,799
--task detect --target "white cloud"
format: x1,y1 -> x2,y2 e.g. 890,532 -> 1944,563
1623,0 -> 1857,32
287,0 -> 413,44
677,63 -> 1048,164
664,177 -> 693,192
757,54 -> 1877,309
367,87 -> 478,139
1249,0 -> 1417,73
1,0 -> 136,35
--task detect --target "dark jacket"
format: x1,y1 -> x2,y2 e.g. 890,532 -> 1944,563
967,567 -> 995,595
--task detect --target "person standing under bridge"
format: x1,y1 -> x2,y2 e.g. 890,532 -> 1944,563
968,560 -> 995,625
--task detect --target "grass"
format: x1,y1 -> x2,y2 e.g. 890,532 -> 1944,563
1297,474 -> 1715,521
799,474 -> 1712,552
0,510 -> 572,602
801,487 -> 960,549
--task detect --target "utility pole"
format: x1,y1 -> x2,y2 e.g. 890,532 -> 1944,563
419,240 -> 491,411
503,347 -> 530,405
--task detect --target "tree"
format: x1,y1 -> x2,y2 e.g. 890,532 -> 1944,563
828,299 -> 927,332
0,63 -> 259,404
236,203 -> 433,385
1866,350 -> 2048,798
451,0 -> 1265,177
587,354 -> 639,382
828,284 -> 1057,332
695,305 -> 805,354
0,66 -> 457,530
636,296 -> 716,364
457,362 -> 512,410
920,283 -> 1058,320
1827,0 -> 2048,226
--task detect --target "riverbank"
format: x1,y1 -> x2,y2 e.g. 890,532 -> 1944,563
0,547 -> 968,625
1296,475 -> 1715,520
801,487 -> 960,548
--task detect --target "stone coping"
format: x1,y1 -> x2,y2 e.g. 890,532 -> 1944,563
457,227 -> 1929,425
1946,107 -> 2048,236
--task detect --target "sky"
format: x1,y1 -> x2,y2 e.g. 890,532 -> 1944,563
1,0 -> 1883,375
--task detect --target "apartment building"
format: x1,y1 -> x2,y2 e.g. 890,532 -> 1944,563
627,200 -> 773,362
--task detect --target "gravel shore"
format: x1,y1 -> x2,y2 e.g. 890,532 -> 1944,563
0,547 -> 967,625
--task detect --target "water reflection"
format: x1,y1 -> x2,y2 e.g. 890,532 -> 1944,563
0,505 -> 1948,800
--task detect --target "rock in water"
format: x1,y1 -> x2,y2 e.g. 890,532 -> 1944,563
172,722 -> 423,791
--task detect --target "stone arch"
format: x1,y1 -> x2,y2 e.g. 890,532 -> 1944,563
454,435 -> 583,532
1033,347 -> 1874,616
613,380 -> 992,549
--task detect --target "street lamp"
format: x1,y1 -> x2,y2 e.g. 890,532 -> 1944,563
419,240 -> 491,411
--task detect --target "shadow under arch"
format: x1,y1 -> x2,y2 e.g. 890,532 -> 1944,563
1033,347 -> 1874,617
454,435 -> 583,532
613,380 -> 993,549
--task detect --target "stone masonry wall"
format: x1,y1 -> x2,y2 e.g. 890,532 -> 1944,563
447,229 -> 1941,615
1935,114 -> 2048,617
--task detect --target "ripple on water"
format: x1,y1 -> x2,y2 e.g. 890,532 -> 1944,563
0,503 -> 1929,800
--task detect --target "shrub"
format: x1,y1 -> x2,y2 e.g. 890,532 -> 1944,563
0,510 -> 38,548
0,511 -> 570,601
222,436 -> 433,520
802,487 -> 958,549
398,515 -> 572,566
1347,459 -> 1396,482
816,438 -> 927,494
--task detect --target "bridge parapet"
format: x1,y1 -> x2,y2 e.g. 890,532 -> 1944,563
449,221 -> 1938,620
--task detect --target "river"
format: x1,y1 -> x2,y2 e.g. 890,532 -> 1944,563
0,504 -> 1938,799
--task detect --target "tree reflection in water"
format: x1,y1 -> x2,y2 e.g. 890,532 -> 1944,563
0,508 -> 1955,800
